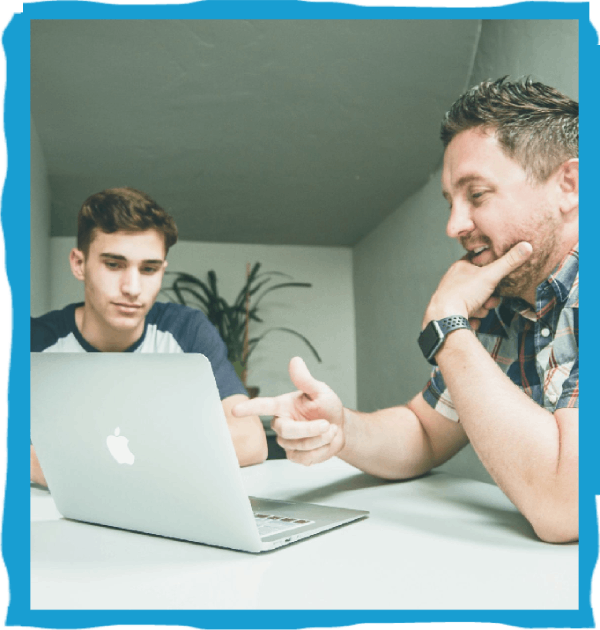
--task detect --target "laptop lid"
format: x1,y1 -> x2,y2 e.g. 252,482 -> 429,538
31,352 -> 368,553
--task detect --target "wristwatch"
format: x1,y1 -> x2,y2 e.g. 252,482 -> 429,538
418,315 -> 471,365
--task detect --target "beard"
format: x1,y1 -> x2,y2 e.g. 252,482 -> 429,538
462,207 -> 561,300
495,232 -> 557,298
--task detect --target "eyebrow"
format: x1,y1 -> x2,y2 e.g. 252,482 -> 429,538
442,174 -> 490,200
100,253 -> 164,265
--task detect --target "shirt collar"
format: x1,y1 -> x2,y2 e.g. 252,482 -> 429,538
503,244 -> 578,315
544,243 -> 579,305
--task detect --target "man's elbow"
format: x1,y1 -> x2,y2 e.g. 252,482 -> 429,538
532,521 -> 578,544
526,499 -> 578,544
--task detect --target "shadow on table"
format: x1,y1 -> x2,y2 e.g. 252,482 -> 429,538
378,472 -> 546,545
386,501 -> 541,545
282,470 -> 551,545
282,470 -> 408,503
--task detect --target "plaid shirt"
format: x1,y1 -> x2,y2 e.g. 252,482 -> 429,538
423,244 -> 579,422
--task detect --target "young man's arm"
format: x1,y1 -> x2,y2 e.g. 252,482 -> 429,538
221,394 -> 268,467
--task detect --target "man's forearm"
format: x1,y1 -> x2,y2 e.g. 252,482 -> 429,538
337,405 -> 441,480
228,415 -> 268,467
436,329 -> 578,542
222,394 -> 268,467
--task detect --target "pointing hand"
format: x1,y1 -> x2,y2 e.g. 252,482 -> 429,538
232,357 -> 345,465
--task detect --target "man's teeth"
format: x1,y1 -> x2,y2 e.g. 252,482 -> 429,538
473,247 -> 488,255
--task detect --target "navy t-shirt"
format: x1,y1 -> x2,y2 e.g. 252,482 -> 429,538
31,301 -> 247,400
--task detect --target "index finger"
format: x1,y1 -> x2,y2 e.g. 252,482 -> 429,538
232,396 -> 282,418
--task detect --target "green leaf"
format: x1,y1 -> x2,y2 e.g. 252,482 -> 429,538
172,285 -> 210,311
255,270 -> 294,282
253,282 -> 312,309
162,264 -> 320,371
233,264 -> 265,307
172,274 -> 215,301
207,270 -> 219,298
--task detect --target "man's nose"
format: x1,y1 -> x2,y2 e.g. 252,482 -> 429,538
446,203 -> 475,240
121,268 -> 142,297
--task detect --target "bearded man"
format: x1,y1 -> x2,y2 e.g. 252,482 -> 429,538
233,77 -> 579,544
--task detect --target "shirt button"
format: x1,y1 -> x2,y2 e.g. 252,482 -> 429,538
541,328 -> 550,338
548,392 -> 558,404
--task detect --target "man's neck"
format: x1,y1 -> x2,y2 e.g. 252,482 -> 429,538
75,305 -> 144,352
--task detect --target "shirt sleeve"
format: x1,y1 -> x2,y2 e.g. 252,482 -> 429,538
200,322 -> 248,400
165,304 -> 247,400
422,342 -> 579,417
30,311 -> 65,352
31,316 -> 48,352
421,366 -> 460,422
556,356 -> 579,410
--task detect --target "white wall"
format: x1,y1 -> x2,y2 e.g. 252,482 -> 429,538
30,117 -> 52,316
354,169 -> 459,413
470,20 -> 578,99
39,19 -> 578,478
352,19 -> 578,484
50,238 -> 357,409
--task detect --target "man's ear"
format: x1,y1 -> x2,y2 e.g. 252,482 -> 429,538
69,248 -> 86,281
557,158 -> 578,216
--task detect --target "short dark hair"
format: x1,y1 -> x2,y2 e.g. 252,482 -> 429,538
440,76 -> 578,182
77,187 -> 178,256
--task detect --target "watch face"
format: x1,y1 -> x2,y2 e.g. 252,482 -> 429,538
418,321 -> 441,359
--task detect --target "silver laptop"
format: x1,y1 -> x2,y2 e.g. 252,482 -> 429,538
30,352 -> 368,552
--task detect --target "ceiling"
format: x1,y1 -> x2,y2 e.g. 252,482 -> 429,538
31,19 -> 481,246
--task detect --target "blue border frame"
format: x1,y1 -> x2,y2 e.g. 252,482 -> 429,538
4,1 -> 598,628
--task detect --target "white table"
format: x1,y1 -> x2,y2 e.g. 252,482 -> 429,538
31,458 -> 578,610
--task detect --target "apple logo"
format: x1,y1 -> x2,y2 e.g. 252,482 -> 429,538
106,427 -> 135,465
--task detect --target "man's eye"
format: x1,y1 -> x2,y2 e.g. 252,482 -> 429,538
142,266 -> 159,274
105,261 -> 121,269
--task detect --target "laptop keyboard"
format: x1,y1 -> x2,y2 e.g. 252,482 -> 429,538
254,512 -> 314,538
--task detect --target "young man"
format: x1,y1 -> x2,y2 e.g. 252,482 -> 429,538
233,77 -> 579,544
31,187 -> 267,486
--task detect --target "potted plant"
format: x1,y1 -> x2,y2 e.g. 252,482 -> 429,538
161,262 -> 321,394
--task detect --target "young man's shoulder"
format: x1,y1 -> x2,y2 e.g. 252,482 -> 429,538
144,303 -> 246,399
31,303 -> 82,352
142,301 -> 222,354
